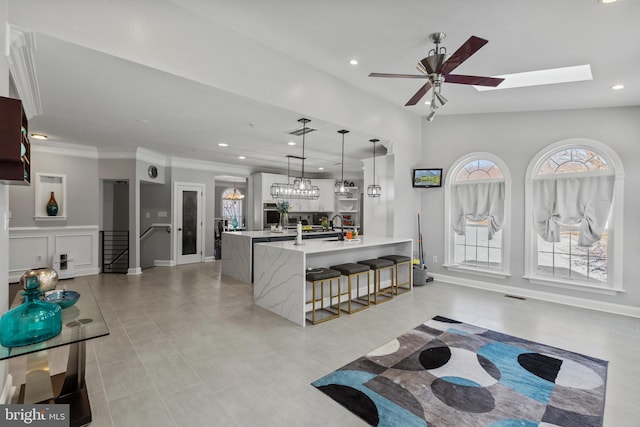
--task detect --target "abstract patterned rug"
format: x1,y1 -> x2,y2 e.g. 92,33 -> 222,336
312,316 -> 608,427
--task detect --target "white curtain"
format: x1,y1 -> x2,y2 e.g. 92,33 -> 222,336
532,174 -> 614,247
451,181 -> 504,240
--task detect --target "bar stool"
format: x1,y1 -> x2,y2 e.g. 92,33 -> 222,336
330,263 -> 370,314
380,255 -> 412,295
358,258 -> 395,304
305,268 -> 341,324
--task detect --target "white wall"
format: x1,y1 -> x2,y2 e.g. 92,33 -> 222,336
8,0 -> 423,242
421,106 -> 640,310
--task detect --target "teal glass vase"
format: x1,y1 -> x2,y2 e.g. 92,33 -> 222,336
232,215 -> 239,229
0,276 -> 62,348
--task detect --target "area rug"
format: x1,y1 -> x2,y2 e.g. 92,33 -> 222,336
312,316 -> 608,427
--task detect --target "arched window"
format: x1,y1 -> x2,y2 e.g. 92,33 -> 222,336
444,153 -> 511,277
524,139 -> 624,293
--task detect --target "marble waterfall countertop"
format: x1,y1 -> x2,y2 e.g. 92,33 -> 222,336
253,235 -> 413,326
221,229 -> 340,283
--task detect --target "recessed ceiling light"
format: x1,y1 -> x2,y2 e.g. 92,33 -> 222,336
287,141 -> 296,146
473,64 -> 593,91
600,0 -> 618,4
30,133 -> 48,140
424,100 -> 431,106
611,84 -> 624,90
238,156 -> 246,160
318,167 -> 324,170
349,59 -> 358,65
218,143 -> 228,147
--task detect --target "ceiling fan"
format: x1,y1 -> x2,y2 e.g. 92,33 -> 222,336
369,33 -> 504,121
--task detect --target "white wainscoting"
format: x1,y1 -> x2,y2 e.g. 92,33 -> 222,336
9,226 -> 100,282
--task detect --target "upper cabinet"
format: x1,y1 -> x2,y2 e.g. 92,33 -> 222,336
0,96 -> 31,185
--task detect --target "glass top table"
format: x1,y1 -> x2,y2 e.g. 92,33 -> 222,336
0,282 -> 109,360
0,282 -> 109,426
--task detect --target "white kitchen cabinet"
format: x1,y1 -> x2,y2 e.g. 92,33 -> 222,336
261,173 -> 287,202
316,179 -> 335,212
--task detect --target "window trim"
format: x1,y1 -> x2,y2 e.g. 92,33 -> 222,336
444,152 -> 511,277
524,138 -> 625,293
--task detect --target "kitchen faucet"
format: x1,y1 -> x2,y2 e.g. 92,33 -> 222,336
331,214 -> 344,240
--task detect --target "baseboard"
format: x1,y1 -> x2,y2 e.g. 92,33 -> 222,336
204,256 -> 215,262
127,267 -> 143,275
153,260 -> 176,267
430,273 -> 640,319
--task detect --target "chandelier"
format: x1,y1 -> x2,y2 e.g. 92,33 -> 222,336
270,155 -> 296,199
224,179 -> 245,202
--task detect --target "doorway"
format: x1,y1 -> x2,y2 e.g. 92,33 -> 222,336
175,183 -> 204,264
101,180 -> 130,273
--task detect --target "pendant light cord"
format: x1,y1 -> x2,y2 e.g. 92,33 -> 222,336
341,134 -> 345,183
372,140 -> 376,185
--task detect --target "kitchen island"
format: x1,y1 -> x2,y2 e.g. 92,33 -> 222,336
253,236 -> 412,326
222,229 -> 340,283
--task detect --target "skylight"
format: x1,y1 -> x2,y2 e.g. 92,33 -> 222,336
473,64 -> 592,91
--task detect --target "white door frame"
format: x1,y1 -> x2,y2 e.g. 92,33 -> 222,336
173,182 -> 205,265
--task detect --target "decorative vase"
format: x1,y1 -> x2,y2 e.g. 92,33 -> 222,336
0,275 -> 62,347
232,215 -> 239,230
19,268 -> 58,292
46,191 -> 59,216
279,212 -> 289,229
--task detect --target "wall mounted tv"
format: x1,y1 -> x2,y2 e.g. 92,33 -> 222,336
412,168 -> 443,188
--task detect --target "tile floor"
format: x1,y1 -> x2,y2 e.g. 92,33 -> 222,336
11,262 -> 640,426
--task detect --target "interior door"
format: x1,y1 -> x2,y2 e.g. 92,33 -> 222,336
176,184 -> 203,265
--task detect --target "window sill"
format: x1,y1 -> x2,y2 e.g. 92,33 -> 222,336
523,275 -> 624,296
444,264 -> 511,279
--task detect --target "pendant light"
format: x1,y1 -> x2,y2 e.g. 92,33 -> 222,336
270,155 -> 295,199
334,129 -> 350,197
367,138 -> 382,197
291,118 -> 319,199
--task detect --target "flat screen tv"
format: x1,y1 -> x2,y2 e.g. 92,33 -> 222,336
412,168 -> 443,188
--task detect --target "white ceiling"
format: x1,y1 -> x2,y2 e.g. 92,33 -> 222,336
13,0 -> 640,178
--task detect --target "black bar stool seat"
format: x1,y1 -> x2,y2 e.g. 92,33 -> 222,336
358,258 -> 394,304
379,255 -> 412,295
305,268 -> 341,324
330,263 -> 370,314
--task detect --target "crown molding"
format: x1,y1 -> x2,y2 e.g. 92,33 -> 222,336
169,155 -> 252,175
136,147 -> 168,166
32,140 -> 98,159
7,24 -> 42,119
97,150 -> 136,160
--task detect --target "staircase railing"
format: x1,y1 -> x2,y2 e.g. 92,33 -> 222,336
101,230 -> 129,273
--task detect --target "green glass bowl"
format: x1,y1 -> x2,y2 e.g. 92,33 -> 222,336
44,290 -> 80,309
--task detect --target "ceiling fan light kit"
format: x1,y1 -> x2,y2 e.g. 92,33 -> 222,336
369,32 -> 504,122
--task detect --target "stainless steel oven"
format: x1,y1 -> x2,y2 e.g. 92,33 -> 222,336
263,203 -> 279,228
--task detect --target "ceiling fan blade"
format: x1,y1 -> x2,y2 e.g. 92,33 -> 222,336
405,81 -> 432,106
446,74 -> 504,86
369,72 -> 428,79
439,36 -> 489,75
